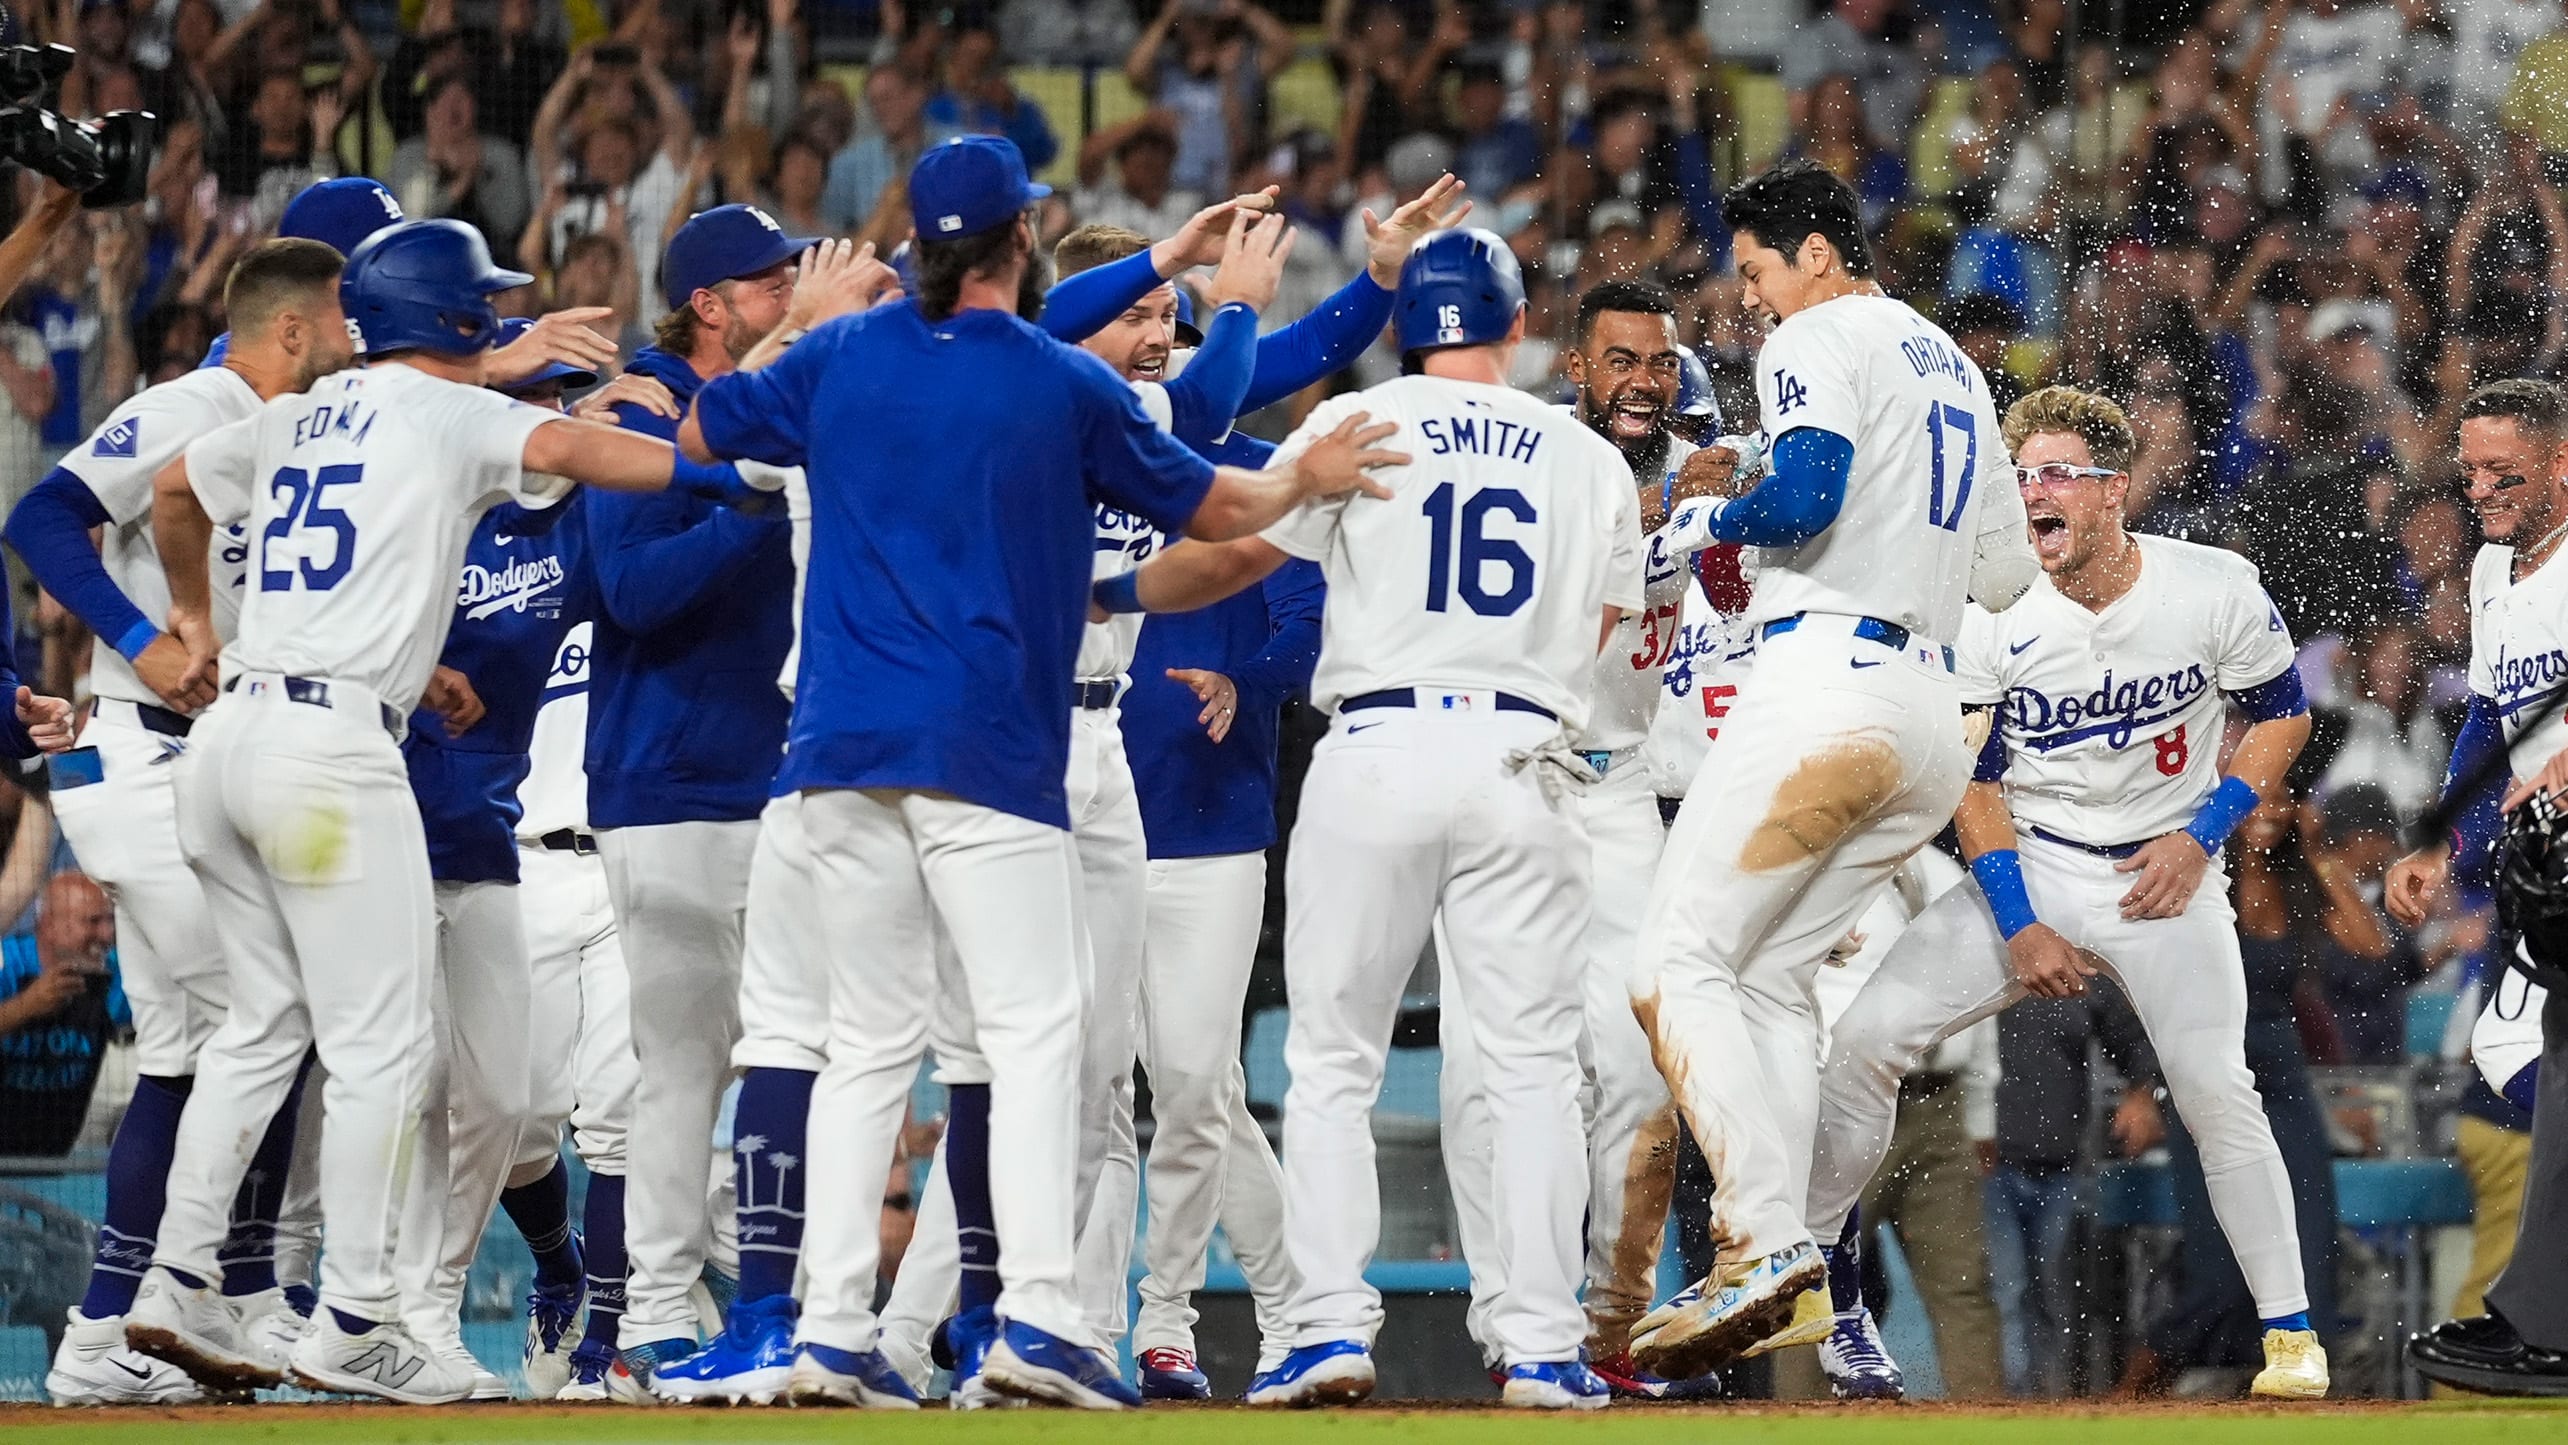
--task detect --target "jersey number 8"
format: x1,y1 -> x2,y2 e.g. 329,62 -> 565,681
260,464 -> 361,593
1422,482 -> 1536,616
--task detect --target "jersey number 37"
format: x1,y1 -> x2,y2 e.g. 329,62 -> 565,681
259,464 -> 360,592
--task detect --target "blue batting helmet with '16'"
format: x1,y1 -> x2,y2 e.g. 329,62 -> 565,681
339,219 -> 532,358
1393,227 -> 1525,363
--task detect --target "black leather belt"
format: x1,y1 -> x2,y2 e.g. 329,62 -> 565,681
2028,824 -> 2145,860
537,829 -> 598,855
132,701 -> 193,738
1341,688 -> 1556,721
1073,680 -> 1117,710
225,673 -> 402,737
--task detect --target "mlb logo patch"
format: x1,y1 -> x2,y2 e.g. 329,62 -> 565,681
93,420 -> 138,458
937,214 -> 963,233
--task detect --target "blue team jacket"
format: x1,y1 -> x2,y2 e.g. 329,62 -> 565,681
403,496 -> 588,884
582,347 -> 795,828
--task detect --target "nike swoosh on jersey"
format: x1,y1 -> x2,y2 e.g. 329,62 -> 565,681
1850,659 -> 1884,669
1347,721 -> 1384,733
2009,637 -> 2039,654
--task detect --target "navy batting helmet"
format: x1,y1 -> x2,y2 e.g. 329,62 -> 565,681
1675,345 -> 1718,419
339,220 -> 532,358
1394,228 -> 1525,362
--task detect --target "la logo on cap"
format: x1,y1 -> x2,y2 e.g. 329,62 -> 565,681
749,205 -> 782,233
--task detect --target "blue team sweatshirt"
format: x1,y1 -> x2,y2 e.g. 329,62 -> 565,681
583,347 -> 795,827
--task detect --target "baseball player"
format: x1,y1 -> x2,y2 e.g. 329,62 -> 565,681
1803,384 -> 2328,1400
1107,228 -> 1642,1410
385,320 -> 609,1399
14,239 -> 353,1406
121,218 -> 779,1404
676,134 -> 1400,1410
581,203 -> 805,1387
1623,161 -> 2037,1382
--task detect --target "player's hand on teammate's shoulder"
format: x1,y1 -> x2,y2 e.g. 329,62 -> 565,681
133,630 -> 218,713
786,238 -> 902,334
573,370 -> 681,422
1204,209 -> 1293,315
486,308 -> 622,389
424,665 -> 487,738
15,686 -> 75,754
2383,846 -> 2450,929
2114,833 -> 2212,920
1290,412 -> 1407,501
1167,668 -> 1240,742
1363,173 -> 1472,286
1162,187 -> 1282,272
2005,921 -> 2096,998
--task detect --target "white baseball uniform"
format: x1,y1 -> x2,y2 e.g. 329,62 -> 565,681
155,364 -> 567,1320
1635,290 -> 2030,1266
1807,535 -> 2312,1321
1263,375 -> 1642,1364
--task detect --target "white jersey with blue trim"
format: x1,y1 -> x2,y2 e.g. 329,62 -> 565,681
2469,541 -> 2568,781
1582,434 -> 1701,754
1262,375 -> 1645,729
1960,534 -> 2296,848
1642,574 -> 1761,797
517,620 -> 592,838
183,364 -> 564,715
1741,291 -> 2028,643
1073,374 -> 1189,686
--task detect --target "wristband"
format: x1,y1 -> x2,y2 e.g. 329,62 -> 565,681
2183,775 -> 2259,856
1970,849 -> 2038,940
1092,570 -> 1144,614
112,619 -> 160,662
1660,466 -> 1677,519
671,456 -> 744,503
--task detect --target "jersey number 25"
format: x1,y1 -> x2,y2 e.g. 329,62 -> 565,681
260,464 -> 360,592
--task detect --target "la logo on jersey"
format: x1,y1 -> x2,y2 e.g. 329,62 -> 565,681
92,419 -> 138,458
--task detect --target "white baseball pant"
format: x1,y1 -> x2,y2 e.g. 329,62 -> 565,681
514,842 -> 636,1182
161,683 -> 436,1320
395,878 -> 535,1341
1806,835 -> 2309,1318
796,788 -> 1087,1351
51,703 -> 226,1076
1068,707 -> 1150,1352
599,818 -> 757,1348
875,930 -> 984,1377
1634,619 -> 1973,1266
1134,849 -> 1298,1364
733,791 -> 831,1075
1279,705 -> 1592,1364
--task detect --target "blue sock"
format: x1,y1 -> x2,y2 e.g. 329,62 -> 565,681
501,1157 -> 583,1290
2262,1311 -> 2312,1333
219,1058 -> 310,1298
578,1171 -> 628,1354
732,1066 -> 815,1304
81,1073 -> 191,1318
947,1083 -> 1000,1315
1823,1208 -> 1864,1315
163,1267 -> 210,1290
328,1308 -> 377,1335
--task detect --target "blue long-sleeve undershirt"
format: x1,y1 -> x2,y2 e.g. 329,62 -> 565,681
1665,427 -> 1852,549
1041,249 -> 1166,344
2446,693 -> 2509,888
4,468 -> 154,659
1042,253 -> 1393,416
1164,301 -> 1256,446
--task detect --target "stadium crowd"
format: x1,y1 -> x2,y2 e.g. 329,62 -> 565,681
0,0 -> 2561,1402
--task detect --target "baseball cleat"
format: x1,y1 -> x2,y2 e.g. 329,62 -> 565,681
420,1334 -> 508,1401
557,1341 -> 652,1403
521,1278 -> 584,1400
604,1335 -> 697,1403
287,1312 -> 475,1404
1817,1308 -> 1905,1400
228,1287 -> 311,1377
782,1340 -> 923,1408
1744,1286 -> 1834,1358
944,1306 -> 1016,1410
2250,1328 -> 2330,1400
1629,1242 -> 1825,1382
1499,1359 -> 1612,1411
1245,1339 -> 1375,1407
1137,1345 -> 1211,1400
1588,1350 -> 1725,1401
981,1319 -> 1142,1409
652,1294 -> 797,1405
125,1267 -> 282,1393
47,1308 -> 205,1406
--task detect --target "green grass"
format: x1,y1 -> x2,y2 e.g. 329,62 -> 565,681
5,1401 -> 2567,1445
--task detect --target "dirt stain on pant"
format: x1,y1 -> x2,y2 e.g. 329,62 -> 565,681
1737,738 -> 1902,873
1588,1099 -> 1681,1358
1630,987 -> 1739,1266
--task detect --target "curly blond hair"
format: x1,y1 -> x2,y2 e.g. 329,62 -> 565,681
2003,385 -> 2136,472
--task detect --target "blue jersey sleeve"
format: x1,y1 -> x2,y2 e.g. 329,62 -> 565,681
1239,272 -> 1393,415
1689,426 -> 1851,547
2447,693 -> 2510,888
692,321 -> 844,467
1041,249 -> 1166,344
4,468 -> 155,660
1164,301 -> 1257,446
1070,348 -> 1217,535
1232,558 -> 1324,710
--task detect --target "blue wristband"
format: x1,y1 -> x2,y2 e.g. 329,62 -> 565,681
1660,466 -> 1676,518
1093,570 -> 1144,614
111,618 -> 160,662
1970,849 -> 2038,940
2184,775 -> 2260,856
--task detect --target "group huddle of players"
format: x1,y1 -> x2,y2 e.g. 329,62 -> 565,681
19,134 -> 2420,1411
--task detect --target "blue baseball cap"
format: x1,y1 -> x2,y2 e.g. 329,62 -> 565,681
280,177 -> 406,259
663,203 -> 816,312
1171,288 -> 1202,347
909,135 -> 1050,242
489,316 -> 600,394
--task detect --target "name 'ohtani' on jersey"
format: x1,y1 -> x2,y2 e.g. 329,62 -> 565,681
1899,332 -> 1975,391
1418,413 -> 1545,464
2008,663 -> 2213,751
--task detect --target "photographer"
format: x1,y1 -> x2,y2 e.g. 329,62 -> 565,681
0,871 -> 125,1160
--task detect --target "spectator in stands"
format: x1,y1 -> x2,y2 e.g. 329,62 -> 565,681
2323,617 -> 2454,821
0,873 -> 125,1159
1942,292 -> 2028,416
1123,0 -> 1295,200
2504,0 -> 2568,151
1861,1018 -> 2005,1399
16,214 -> 136,459
822,64 -> 949,234
1781,0 -> 1928,145
999,0 -> 1139,67
2219,372 -> 2405,639
1449,61 -> 1541,208
1329,0 -> 1432,174
386,72 -> 532,267
527,46 -> 696,316
1075,110 -> 1204,240
927,17 -> 1058,172
2301,784 -> 2429,1064
765,131 -> 832,240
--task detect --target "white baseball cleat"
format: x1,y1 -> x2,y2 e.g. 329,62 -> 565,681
2251,1329 -> 2330,1400
287,1311 -> 476,1404
420,1333 -> 509,1401
556,1341 -> 653,1403
228,1287 -> 310,1376
125,1266 -> 283,1393
47,1308 -> 205,1406
520,1280 -> 583,1400
1629,1242 -> 1826,1383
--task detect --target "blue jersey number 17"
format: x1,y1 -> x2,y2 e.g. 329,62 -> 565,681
1923,402 -> 1978,533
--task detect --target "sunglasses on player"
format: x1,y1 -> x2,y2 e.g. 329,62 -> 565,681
2015,462 -> 2120,490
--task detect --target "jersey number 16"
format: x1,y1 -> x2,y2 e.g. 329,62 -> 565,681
1422,482 -> 1536,617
